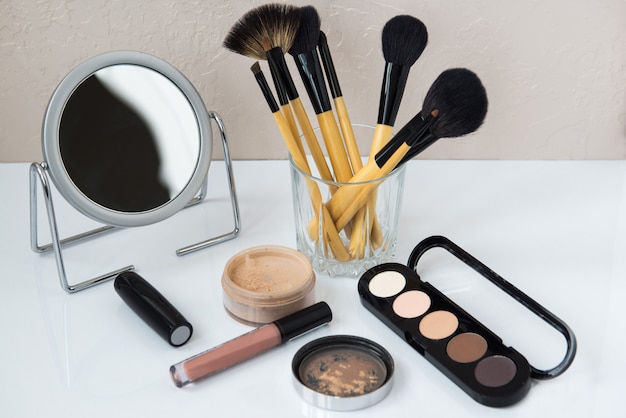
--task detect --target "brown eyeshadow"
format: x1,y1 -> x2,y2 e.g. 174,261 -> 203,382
446,332 -> 488,363
298,345 -> 388,397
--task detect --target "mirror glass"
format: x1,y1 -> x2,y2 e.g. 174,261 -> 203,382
42,51 -> 212,227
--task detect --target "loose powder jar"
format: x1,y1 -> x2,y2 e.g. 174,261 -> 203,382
222,246 -> 316,325
292,335 -> 394,411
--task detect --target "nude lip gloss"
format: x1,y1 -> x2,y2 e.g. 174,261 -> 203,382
169,301 -> 332,387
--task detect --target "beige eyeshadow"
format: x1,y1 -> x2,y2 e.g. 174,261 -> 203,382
392,290 -> 431,318
419,310 -> 458,340
446,332 -> 488,363
368,270 -> 406,298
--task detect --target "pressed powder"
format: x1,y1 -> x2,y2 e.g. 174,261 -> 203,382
222,246 -> 316,325
292,335 -> 394,411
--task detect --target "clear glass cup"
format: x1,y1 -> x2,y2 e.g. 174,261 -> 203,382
289,125 -> 406,278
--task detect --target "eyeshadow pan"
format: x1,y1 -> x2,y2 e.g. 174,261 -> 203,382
368,270 -> 406,298
419,310 -> 458,340
392,290 -> 430,318
446,332 -> 488,363
475,355 -> 517,388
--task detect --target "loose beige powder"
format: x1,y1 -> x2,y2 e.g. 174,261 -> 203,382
228,249 -> 309,294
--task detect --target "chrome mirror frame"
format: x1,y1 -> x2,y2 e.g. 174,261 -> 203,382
30,51 -> 241,293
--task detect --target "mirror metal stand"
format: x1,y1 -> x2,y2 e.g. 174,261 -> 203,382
30,111 -> 241,293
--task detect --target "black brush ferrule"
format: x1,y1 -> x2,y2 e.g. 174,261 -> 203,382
398,131 -> 438,164
266,47 -> 299,101
294,50 -> 332,115
269,69 -> 289,106
253,69 -> 280,113
318,41 -> 342,99
375,112 -> 437,167
378,62 -> 410,126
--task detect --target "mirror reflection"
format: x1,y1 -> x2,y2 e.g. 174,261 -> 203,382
58,65 -> 200,212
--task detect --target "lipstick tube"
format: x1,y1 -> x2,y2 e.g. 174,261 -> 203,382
170,301 -> 332,387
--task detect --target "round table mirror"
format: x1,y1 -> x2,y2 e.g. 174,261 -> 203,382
42,51 -> 212,227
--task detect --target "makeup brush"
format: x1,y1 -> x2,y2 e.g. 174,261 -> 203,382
327,68 -> 488,232
250,61 -> 350,261
223,4 -> 333,183
368,15 -> 428,160
346,14 -> 427,255
223,3 -> 300,61
317,30 -> 362,177
319,29 -> 376,256
288,6 -> 352,182
223,3 -> 301,143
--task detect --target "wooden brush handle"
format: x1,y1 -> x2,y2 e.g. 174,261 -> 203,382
368,124 -> 395,160
317,111 -> 353,182
280,103 -> 303,156
290,97 -> 334,182
328,142 -> 410,231
272,111 -> 350,261
333,97 -> 362,171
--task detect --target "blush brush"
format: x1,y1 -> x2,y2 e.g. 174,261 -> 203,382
325,68 -> 488,232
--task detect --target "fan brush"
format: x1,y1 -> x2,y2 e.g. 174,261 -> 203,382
223,4 -> 333,182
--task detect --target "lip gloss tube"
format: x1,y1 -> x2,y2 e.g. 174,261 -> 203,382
170,301 -> 332,387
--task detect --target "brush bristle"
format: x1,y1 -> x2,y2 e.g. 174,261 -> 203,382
223,3 -> 301,59
382,15 -> 428,66
422,68 -> 488,138
288,5 -> 321,56
250,61 -> 261,75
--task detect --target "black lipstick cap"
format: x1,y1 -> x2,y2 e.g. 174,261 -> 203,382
274,301 -> 333,343
114,272 -> 193,347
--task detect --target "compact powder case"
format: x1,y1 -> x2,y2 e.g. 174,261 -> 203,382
358,236 -> 577,407
292,335 -> 394,411
222,246 -> 316,325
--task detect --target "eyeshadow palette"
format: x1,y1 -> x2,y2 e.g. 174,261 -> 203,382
357,236 -> 577,407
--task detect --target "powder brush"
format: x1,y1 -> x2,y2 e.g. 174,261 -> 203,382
327,68 -> 488,232
368,15 -> 428,160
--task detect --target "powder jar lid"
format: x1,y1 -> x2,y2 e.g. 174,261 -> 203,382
292,335 -> 394,411
222,246 -> 316,325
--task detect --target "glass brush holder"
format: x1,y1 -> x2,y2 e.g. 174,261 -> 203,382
289,125 -> 406,277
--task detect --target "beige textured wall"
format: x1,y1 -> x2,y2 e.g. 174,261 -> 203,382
1,0 -> 625,162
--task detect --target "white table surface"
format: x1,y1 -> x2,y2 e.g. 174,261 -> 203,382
1,160 -> 625,417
